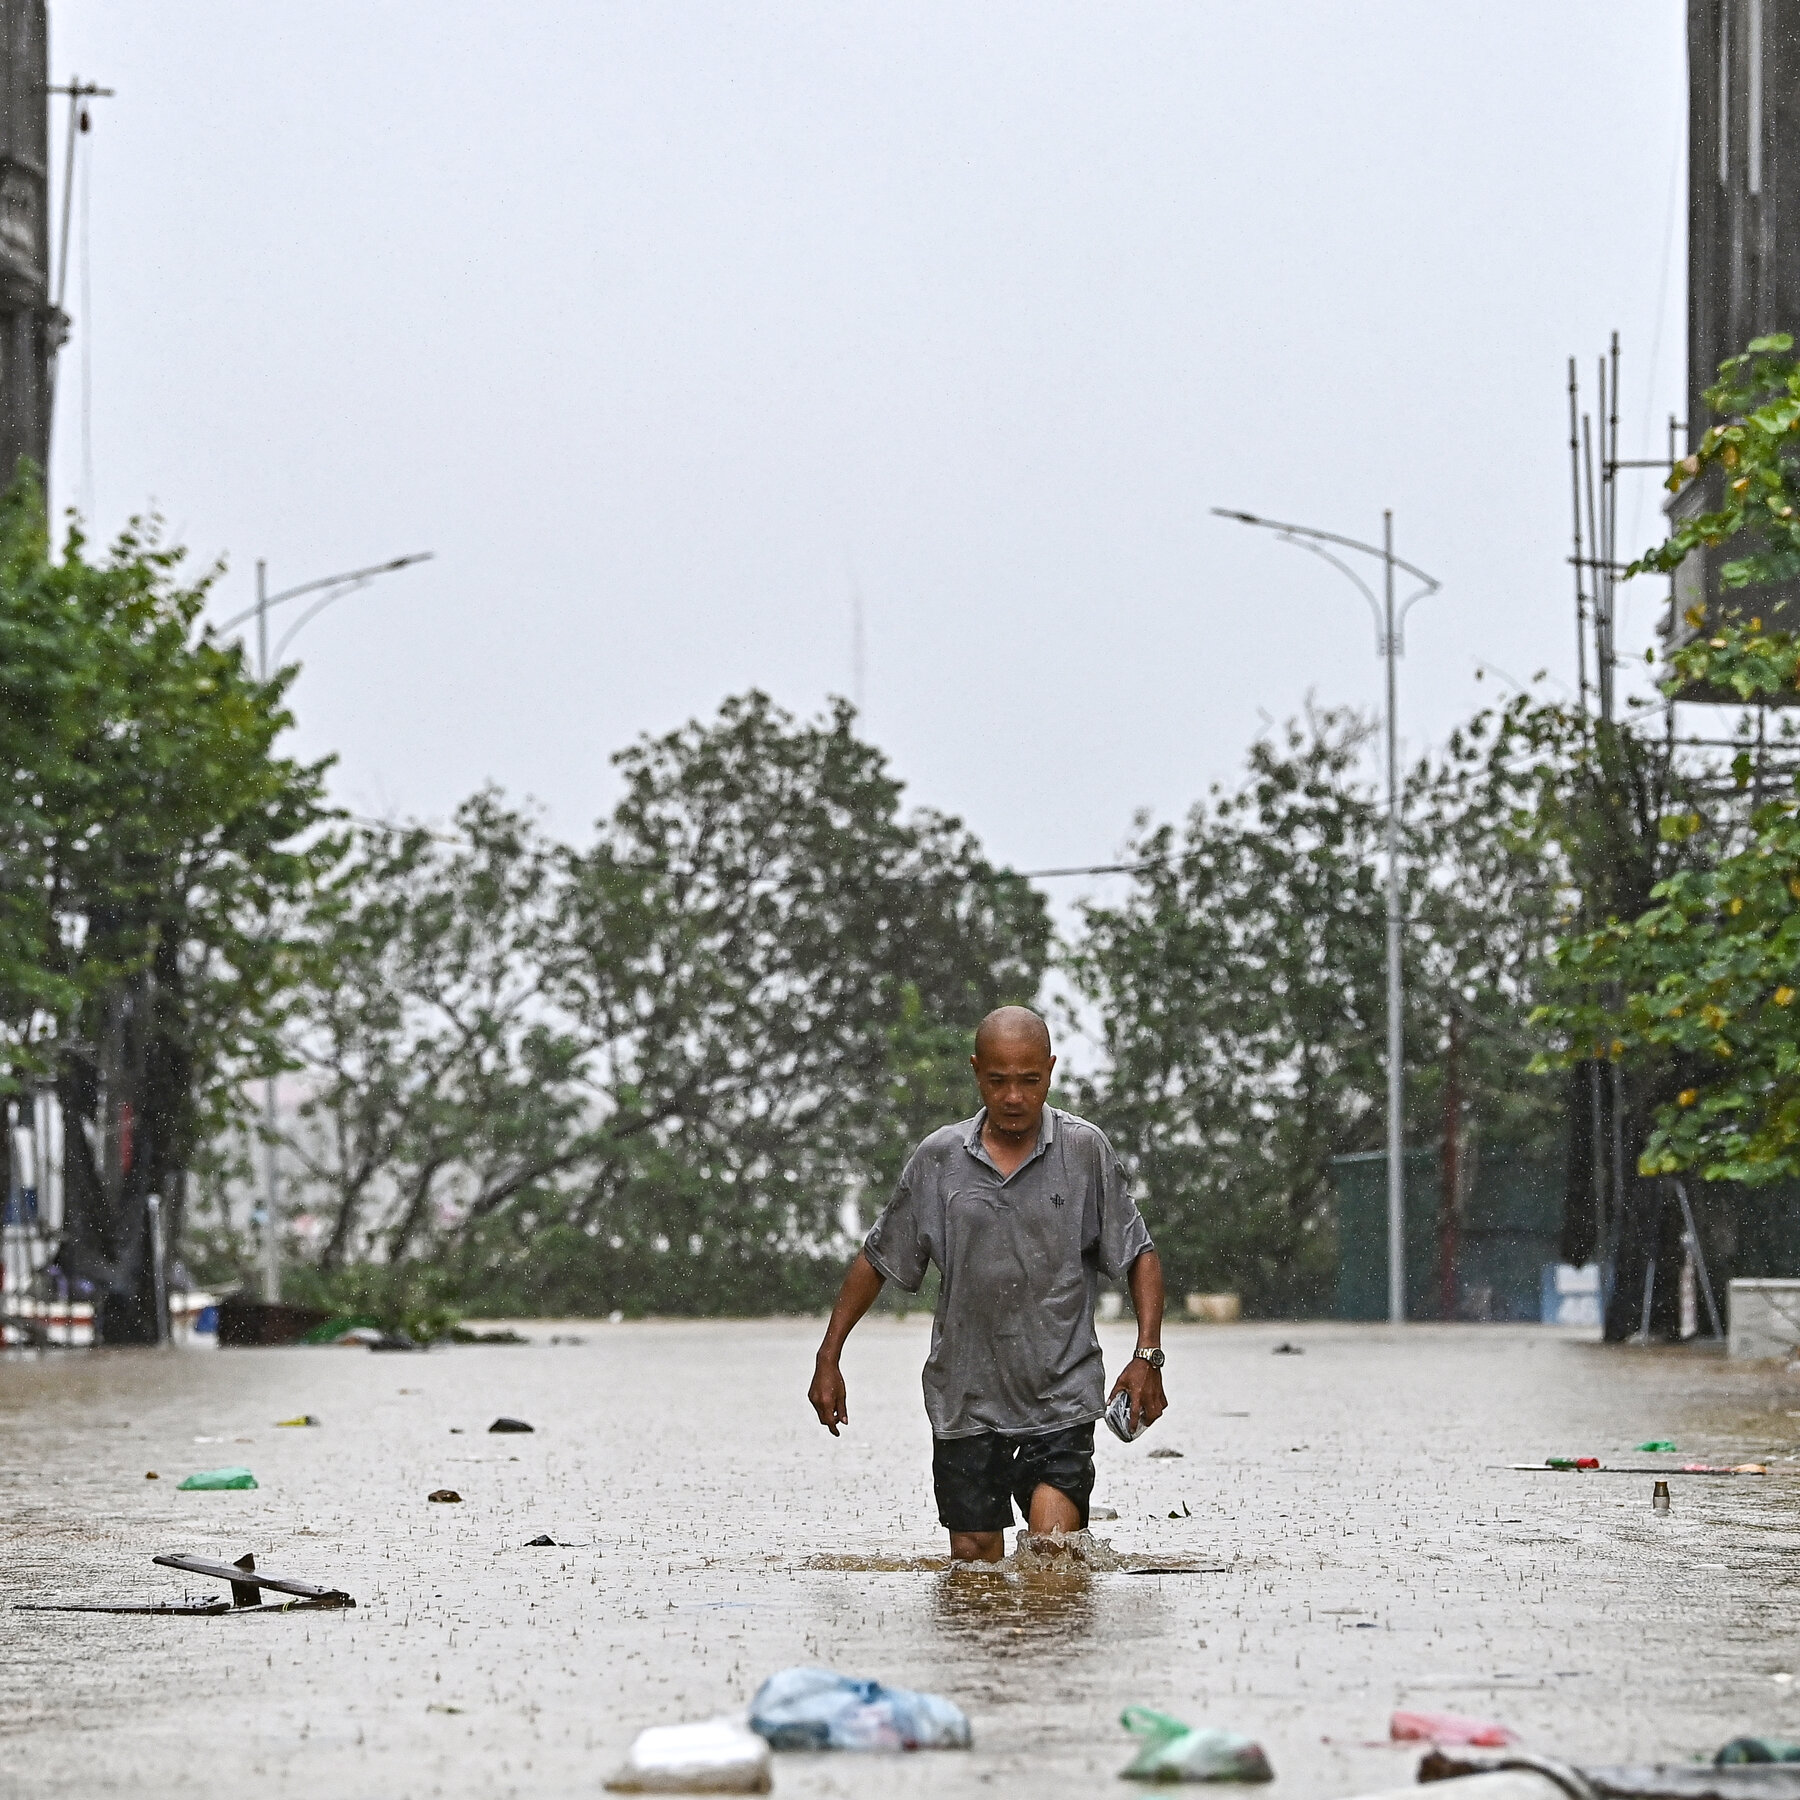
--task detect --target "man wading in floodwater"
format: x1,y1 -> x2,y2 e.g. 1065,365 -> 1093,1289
808,1005 -> 1166,1562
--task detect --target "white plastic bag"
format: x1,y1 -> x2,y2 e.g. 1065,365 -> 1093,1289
750,1666 -> 972,1751
606,1716 -> 773,1793
1119,1706 -> 1273,1782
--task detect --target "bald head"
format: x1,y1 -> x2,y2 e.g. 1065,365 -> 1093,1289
971,1006 -> 1054,1145
974,1005 -> 1052,1062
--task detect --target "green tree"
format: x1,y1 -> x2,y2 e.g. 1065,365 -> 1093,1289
272,693 -> 1048,1316
274,791 -> 592,1274
546,692 -> 1049,1312
1072,707 -> 1568,1316
1536,334 -> 1800,1189
1070,712 -> 1395,1313
0,479 -> 333,1339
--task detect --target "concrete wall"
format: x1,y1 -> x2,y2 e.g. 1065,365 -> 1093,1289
1727,1276 -> 1800,1356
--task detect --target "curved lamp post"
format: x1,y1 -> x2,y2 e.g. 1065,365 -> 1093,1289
216,551 -> 434,1304
1211,508 -> 1441,1325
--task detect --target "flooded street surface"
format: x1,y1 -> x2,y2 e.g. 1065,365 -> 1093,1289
5,1319 -> 1800,1798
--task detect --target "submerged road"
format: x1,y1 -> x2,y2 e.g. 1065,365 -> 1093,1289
2,1319 -> 1798,1798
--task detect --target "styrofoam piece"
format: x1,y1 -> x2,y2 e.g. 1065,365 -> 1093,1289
606,1716 -> 773,1793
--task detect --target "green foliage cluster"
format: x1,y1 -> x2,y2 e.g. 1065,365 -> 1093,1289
0,475 -> 333,1334
1535,335 -> 1800,1186
280,1259 -> 463,1344
1644,333 -> 1800,612
23,451 -> 1738,1322
239,693 -> 1050,1316
1067,705 -> 1571,1314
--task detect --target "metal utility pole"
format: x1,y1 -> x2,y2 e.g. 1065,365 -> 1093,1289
1381,510 -> 1406,1325
1568,334 -> 1675,1317
217,550 -> 434,1303
256,562 -> 278,1304
1212,507 -> 1443,1324
48,77 -> 113,318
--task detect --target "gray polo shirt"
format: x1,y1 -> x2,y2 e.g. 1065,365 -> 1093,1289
862,1106 -> 1153,1440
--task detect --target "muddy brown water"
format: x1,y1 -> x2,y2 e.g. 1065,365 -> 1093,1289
4,1319 -> 1800,1799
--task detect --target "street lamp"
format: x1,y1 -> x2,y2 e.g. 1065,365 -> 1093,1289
214,550 -> 434,1304
1212,508 -> 1442,1325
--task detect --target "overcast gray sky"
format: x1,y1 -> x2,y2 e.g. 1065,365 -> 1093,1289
52,3 -> 1687,886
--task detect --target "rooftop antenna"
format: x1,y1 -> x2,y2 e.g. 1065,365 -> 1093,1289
1568,358 -> 1589,714
848,566 -> 866,714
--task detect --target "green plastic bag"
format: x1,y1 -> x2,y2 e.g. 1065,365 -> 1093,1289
1636,1440 -> 1679,1453
177,1466 -> 258,1491
1119,1707 -> 1273,1783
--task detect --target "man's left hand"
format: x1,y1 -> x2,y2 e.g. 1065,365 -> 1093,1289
1109,1354 -> 1167,1433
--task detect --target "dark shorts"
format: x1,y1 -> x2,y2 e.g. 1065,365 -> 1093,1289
932,1422 -> 1095,1533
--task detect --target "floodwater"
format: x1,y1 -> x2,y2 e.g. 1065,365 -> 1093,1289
4,1318 -> 1800,1799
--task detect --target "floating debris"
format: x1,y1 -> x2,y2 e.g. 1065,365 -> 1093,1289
178,1467 -> 258,1491
608,1716 -> 773,1792
1505,1462 -> 1766,1476
1718,1738 -> 1800,1764
17,1551 -> 354,1616
152,1551 -> 355,1610
750,1666 -> 970,1751
1119,1706 -> 1272,1782
1391,1709 -> 1516,1748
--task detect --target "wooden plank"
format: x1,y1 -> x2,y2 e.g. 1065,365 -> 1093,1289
15,1600 -> 232,1615
152,1553 -> 353,1605
1498,1465 -> 1766,1476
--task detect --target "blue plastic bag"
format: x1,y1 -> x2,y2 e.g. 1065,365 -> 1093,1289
749,1667 -> 971,1752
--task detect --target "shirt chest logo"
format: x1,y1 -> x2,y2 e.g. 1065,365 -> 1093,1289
1051,1192 -> 1065,1208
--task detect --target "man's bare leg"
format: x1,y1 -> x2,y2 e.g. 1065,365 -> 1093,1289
1025,1483 -> 1082,1545
948,1486 -> 1080,1562
948,1530 -> 1006,1563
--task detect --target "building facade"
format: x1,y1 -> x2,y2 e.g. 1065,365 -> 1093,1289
0,0 -> 55,489
1669,1 -> 1800,655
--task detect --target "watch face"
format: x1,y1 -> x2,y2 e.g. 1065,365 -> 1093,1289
1139,1348 -> 1165,1368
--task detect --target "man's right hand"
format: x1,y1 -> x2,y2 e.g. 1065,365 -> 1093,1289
809,1354 -> 849,1435
810,1252 -> 885,1435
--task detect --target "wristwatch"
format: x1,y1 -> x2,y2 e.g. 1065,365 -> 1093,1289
1133,1347 -> 1165,1369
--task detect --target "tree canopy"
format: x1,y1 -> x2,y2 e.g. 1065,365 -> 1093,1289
267,692 -> 1050,1316
0,478 -> 334,1338
1535,335 -> 1800,1187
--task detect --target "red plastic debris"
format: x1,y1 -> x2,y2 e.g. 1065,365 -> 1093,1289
1390,1711 -> 1518,1748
